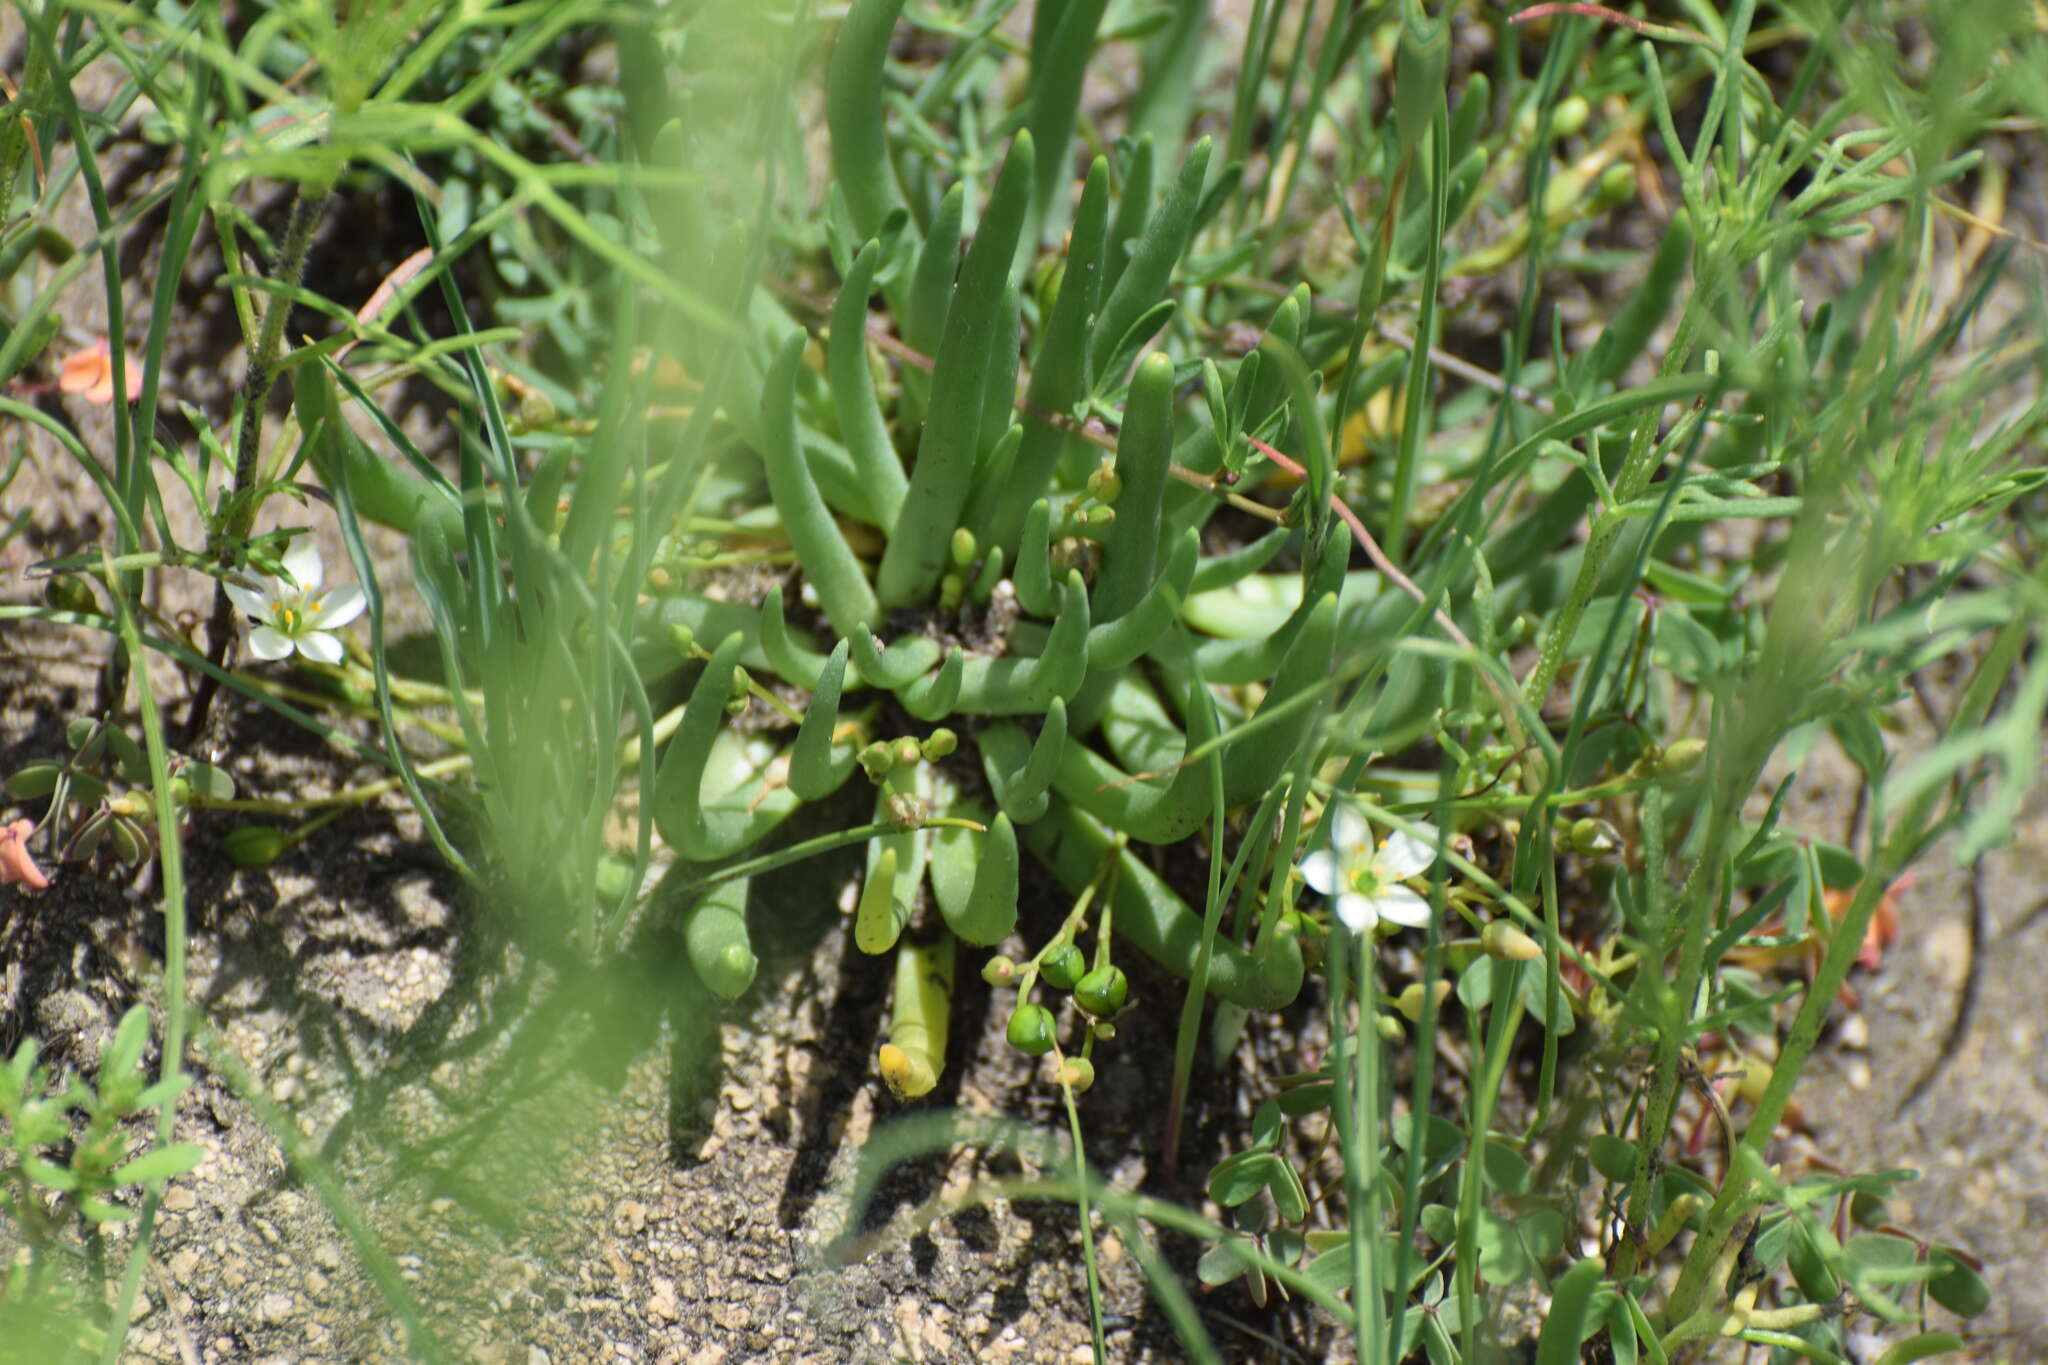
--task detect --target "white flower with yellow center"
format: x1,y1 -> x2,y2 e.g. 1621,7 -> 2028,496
1301,801 -> 1440,934
225,538 -> 365,665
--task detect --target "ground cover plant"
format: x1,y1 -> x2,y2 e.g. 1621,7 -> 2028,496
0,0 -> 2043,1360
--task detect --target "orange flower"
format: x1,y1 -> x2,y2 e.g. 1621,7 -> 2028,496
56,338 -> 143,405
0,819 -> 48,889
1824,874 -> 1907,973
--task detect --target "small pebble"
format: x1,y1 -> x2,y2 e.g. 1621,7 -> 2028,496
1836,1013 -> 1869,1050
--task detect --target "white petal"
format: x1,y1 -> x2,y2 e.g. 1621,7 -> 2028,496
225,580 -> 271,618
1370,885 -> 1433,928
317,584 -> 366,629
281,537 -> 323,591
1377,823 -> 1440,880
1328,802 -> 1372,855
1333,892 -> 1379,934
295,630 -> 344,666
249,625 -> 295,660
1300,849 -> 1341,895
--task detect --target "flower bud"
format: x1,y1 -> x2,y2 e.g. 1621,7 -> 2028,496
981,955 -> 1018,989
858,741 -> 895,782
1091,1019 -> 1117,1042
1057,1056 -> 1095,1093
1074,965 -> 1128,1017
1481,920 -> 1541,962
669,623 -> 696,658
1039,943 -> 1085,990
919,729 -> 958,762
724,666 -> 753,715
938,571 -> 964,611
1082,504 -> 1115,528
224,826 -> 288,868
1006,1003 -> 1057,1056
950,527 -> 978,570
893,737 -> 923,769
1396,979 -> 1451,1023
1376,1013 -> 1406,1042
1086,458 -> 1121,504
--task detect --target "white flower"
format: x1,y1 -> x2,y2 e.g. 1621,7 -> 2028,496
1300,801 -> 1440,935
225,538 -> 365,665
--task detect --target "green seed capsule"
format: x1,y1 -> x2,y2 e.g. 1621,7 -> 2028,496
1040,943 -> 1085,990
224,826 -> 289,868
1074,965 -> 1128,1017
1481,920 -> 1541,962
1595,161 -> 1637,208
1569,817 -> 1620,856
1006,1003 -> 1057,1056
1658,738 -> 1707,776
1550,94 -> 1590,140
42,575 -> 97,615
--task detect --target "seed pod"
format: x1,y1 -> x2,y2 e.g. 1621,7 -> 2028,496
1006,1002 -> 1057,1056
224,826 -> 289,868
1396,980 -> 1451,1023
1657,738 -> 1707,776
1073,966 -> 1128,1017
1569,817 -> 1620,856
1550,94 -> 1590,139
1594,161 -> 1637,208
1481,920 -> 1541,962
42,575 -> 97,615
1040,943 -> 1084,990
